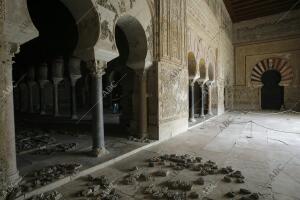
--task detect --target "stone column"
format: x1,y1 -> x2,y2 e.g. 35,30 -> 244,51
0,41 -> 20,186
189,82 -> 196,122
68,57 -> 82,119
208,83 -> 213,116
51,57 -> 64,117
201,84 -> 205,118
27,66 -> 35,113
136,70 -> 148,138
38,63 -> 49,115
88,60 -> 107,157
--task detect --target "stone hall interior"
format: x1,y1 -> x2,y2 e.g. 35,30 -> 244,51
1,0 -> 300,199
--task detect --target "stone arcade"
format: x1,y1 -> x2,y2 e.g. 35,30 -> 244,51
1,0 -> 300,199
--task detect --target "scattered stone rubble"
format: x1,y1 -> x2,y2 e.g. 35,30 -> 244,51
128,136 -> 152,143
16,130 -> 56,154
77,175 -> 120,200
28,191 -> 63,200
136,154 -> 260,199
33,143 -> 77,155
224,189 -> 259,199
21,163 -> 82,192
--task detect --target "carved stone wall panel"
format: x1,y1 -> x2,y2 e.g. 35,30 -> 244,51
158,0 -> 185,65
233,10 -> 300,44
94,0 -> 153,62
0,0 -> 5,21
233,86 -> 260,110
158,61 -> 188,122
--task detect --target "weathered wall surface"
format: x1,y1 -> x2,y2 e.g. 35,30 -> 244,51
233,10 -> 300,110
186,0 -> 234,113
155,0 -> 234,139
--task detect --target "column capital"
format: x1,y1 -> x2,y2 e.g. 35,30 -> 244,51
87,59 -> 107,78
0,41 -> 19,64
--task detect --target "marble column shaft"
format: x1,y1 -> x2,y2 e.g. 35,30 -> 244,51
137,71 -> 148,138
88,60 -> 107,157
0,41 -> 20,186
201,84 -> 205,117
189,82 -> 195,122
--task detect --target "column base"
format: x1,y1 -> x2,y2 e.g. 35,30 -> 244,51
71,115 -> 78,120
91,148 -> 109,157
136,133 -> 148,140
7,171 -> 21,186
189,118 -> 196,122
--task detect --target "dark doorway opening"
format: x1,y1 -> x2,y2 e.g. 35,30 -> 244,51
261,70 -> 284,110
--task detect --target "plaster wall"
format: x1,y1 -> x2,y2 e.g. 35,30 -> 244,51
156,0 -> 234,140
233,10 -> 300,110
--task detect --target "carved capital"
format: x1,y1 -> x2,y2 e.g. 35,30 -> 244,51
0,41 -> 19,64
87,60 -> 107,78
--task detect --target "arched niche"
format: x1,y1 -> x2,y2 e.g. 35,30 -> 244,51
26,0 -> 100,61
188,52 -> 197,81
57,0 -> 100,60
115,15 -> 148,70
208,63 -> 215,82
199,58 -> 206,81
251,57 -> 293,87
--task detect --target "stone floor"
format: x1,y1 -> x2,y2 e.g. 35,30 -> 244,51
50,111 -> 300,200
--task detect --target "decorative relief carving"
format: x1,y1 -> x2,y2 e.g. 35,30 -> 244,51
86,60 -> 107,77
235,15 -> 300,43
0,0 -> 5,20
159,0 -> 185,64
100,20 -> 114,42
159,62 -> 188,122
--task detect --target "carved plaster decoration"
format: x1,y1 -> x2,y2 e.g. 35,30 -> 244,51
159,62 -> 188,122
0,0 -> 5,21
251,57 -> 293,87
87,60 -> 107,77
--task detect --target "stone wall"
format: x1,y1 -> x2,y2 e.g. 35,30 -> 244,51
155,0 -> 234,139
233,10 -> 300,110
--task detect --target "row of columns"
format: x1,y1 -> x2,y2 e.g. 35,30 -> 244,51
189,81 -> 213,122
24,57 -> 82,119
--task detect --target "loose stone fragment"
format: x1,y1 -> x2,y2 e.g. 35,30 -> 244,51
240,188 -> 251,195
249,193 -> 259,199
189,192 -> 199,199
195,177 -> 205,185
166,180 -> 193,191
154,170 -> 169,177
225,192 -> 235,198
236,178 -> 245,183
29,191 -> 63,200
149,162 -> 155,167
223,176 -> 232,183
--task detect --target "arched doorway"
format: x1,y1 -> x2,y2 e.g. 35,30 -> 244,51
188,52 -> 197,122
112,15 -> 149,137
261,70 -> 284,110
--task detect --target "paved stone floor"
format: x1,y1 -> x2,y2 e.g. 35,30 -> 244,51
39,112 -> 300,200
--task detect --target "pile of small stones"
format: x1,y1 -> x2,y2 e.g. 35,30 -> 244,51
33,143 -> 78,155
144,184 -> 187,200
128,136 -> 152,143
21,163 -> 82,192
122,170 -> 154,185
77,175 -> 120,200
225,189 -> 259,199
28,191 -> 63,200
16,131 -> 56,154
144,154 -> 259,200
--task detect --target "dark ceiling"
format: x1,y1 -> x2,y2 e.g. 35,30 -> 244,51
223,0 -> 300,23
